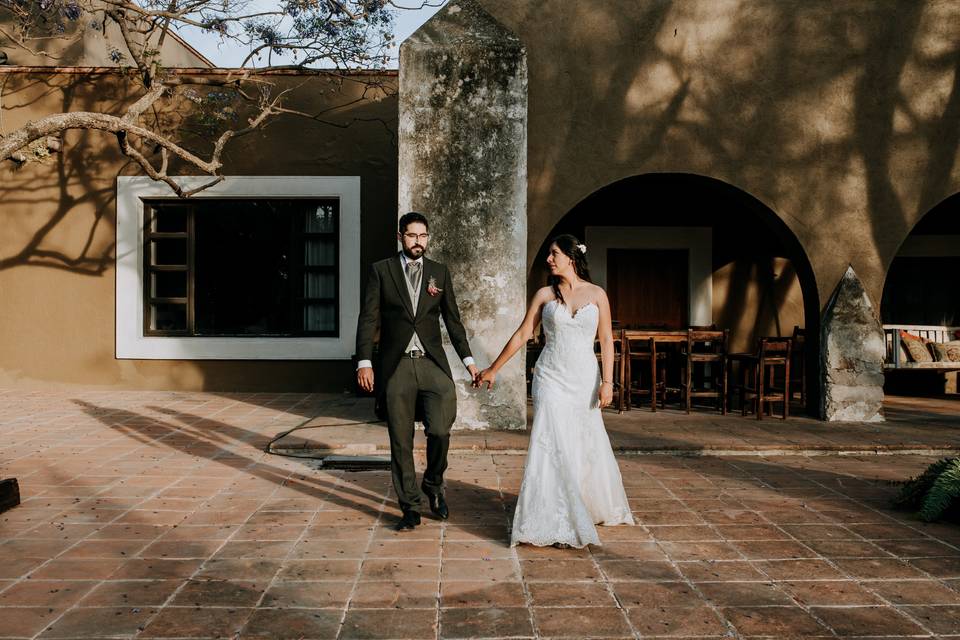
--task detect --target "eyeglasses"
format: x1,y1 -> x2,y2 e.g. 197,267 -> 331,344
403,233 -> 430,241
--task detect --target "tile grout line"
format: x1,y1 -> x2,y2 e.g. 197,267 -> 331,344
701,463 -> 842,638
641,467 -> 743,640
124,455 -> 287,639
23,472 -> 189,640
724,457 -> 941,637
335,470 -> 391,640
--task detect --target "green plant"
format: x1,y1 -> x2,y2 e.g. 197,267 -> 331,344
892,458 -> 960,522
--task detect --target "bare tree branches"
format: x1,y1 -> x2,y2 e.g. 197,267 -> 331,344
0,0 -> 401,197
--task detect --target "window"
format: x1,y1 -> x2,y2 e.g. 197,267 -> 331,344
143,199 -> 340,337
116,176 -> 360,360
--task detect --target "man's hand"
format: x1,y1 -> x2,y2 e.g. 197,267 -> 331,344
475,368 -> 496,390
466,364 -> 479,387
357,367 -> 375,393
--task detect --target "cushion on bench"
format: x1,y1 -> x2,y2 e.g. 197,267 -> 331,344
932,340 -> 960,363
901,330 -> 934,363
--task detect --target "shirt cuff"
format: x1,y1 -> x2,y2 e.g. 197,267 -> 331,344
357,360 -> 373,370
462,356 -> 475,368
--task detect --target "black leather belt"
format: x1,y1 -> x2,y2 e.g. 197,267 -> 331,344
406,349 -> 425,359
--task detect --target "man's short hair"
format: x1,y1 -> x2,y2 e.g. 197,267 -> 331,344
399,211 -> 429,234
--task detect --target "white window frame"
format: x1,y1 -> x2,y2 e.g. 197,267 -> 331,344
116,176 -> 360,360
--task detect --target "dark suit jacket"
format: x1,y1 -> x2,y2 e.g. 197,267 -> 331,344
355,254 -> 473,414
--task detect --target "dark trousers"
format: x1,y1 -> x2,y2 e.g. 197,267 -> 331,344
384,356 -> 457,513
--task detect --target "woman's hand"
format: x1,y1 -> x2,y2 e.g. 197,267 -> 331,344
598,381 -> 614,408
475,368 -> 497,390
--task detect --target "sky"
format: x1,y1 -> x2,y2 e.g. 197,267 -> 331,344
180,1 -> 447,69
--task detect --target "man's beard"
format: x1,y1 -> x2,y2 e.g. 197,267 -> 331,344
403,246 -> 425,259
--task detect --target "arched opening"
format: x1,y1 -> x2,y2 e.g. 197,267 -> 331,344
530,173 -> 821,415
881,193 -> 960,396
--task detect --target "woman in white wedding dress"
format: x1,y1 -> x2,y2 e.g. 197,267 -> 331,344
476,234 -> 634,548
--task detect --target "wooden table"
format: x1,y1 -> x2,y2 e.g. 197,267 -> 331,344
621,330 -> 687,412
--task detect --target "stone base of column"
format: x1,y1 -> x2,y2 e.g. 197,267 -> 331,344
821,267 -> 885,422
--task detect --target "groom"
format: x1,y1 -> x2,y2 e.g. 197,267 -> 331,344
355,212 -> 478,531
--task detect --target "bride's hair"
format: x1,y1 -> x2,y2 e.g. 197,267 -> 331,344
548,234 -> 592,304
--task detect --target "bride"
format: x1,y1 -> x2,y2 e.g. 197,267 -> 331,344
476,234 -> 634,548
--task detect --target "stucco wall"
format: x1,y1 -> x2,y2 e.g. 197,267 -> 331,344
478,0 -> 960,311
0,69 -> 398,391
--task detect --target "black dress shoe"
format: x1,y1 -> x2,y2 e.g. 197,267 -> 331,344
422,484 -> 449,520
394,510 -> 421,531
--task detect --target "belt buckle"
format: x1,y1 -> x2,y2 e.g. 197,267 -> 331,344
409,349 -> 424,359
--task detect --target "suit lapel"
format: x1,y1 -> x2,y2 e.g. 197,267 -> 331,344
387,255 -> 415,320
414,259 -> 434,321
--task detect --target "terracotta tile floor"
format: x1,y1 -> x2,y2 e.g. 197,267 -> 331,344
1,391 -> 960,638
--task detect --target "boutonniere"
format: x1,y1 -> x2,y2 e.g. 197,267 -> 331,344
427,276 -> 443,297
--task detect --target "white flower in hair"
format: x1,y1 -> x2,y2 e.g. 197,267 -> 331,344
577,243 -> 587,254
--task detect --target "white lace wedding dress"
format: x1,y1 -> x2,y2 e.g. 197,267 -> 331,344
510,299 -> 635,548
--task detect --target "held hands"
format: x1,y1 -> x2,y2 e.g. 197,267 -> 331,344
598,381 -> 614,409
473,367 -> 496,390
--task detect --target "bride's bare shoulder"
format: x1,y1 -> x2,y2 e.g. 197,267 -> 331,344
533,286 -> 555,303
589,283 -> 608,301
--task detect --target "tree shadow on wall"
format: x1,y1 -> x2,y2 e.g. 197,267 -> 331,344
493,0 -> 960,296
1,74 -> 118,275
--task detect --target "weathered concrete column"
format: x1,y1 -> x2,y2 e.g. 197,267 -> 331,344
399,0 -> 528,429
820,267 -> 885,422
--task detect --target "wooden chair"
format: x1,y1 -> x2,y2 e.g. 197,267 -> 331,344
790,325 -> 806,407
681,329 -> 728,414
729,337 -> 792,419
625,334 -> 667,411
594,330 -> 627,412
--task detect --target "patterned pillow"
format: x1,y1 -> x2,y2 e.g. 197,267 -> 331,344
931,340 -> 960,363
900,331 -> 934,363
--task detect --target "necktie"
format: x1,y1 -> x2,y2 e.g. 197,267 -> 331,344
406,260 -> 422,294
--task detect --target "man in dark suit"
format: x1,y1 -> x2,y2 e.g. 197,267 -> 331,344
356,212 -> 478,531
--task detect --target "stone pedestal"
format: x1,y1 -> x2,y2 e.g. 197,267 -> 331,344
399,0 -> 528,429
820,267 -> 885,422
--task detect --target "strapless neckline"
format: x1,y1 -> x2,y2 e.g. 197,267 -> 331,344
548,298 -> 598,321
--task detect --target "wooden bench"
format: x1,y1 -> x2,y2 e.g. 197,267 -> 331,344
883,324 -> 960,370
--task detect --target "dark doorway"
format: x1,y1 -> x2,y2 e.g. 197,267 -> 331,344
607,249 -> 688,328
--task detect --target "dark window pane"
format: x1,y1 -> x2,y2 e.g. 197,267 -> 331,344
152,239 -> 187,266
144,198 -> 339,337
304,303 -> 336,332
305,240 -> 335,266
152,271 -> 187,299
304,272 -> 336,298
152,304 -> 187,331
194,201 -> 298,336
305,204 -> 337,232
153,207 -> 188,233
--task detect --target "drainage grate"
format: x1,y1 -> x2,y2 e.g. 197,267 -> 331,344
319,455 -> 392,471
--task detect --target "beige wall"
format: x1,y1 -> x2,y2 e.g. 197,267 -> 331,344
0,69 -> 398,391
479,0 -> 960,311
4,0 -> 960,392
0,3 -> 212,68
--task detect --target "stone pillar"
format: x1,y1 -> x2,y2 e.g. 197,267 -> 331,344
820,267 -> 885,422
399,0 -> 528,429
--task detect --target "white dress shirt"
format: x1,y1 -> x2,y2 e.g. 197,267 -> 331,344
357,252 -> 475,371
